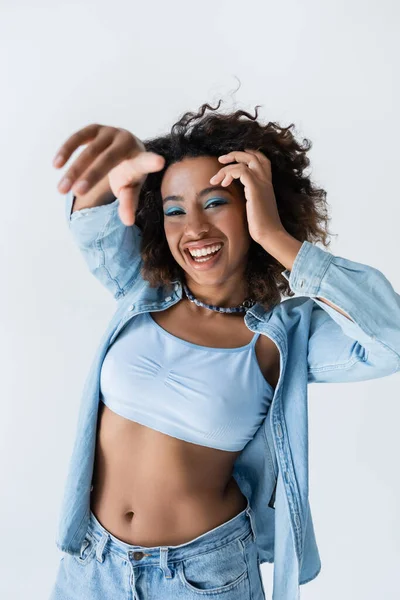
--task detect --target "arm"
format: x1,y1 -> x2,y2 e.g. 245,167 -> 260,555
65,189 -> 143,301
262,231 -> 353,320
262,232 -> 400,383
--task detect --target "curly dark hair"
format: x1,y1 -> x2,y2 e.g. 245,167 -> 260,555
135,100 -> 335,311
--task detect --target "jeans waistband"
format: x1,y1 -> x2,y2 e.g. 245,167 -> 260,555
86,499 -> 257,568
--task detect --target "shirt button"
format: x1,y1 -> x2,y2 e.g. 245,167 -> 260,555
276,423 -> 283,438
284,471 -> 290,483
294,514 -> 301,528
128,304 -> 135,311
165,296 -> 172,301
174,283 -> 180,291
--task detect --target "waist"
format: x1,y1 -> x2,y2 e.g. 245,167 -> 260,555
87,490 -> 254,563
90,475 -> 248,547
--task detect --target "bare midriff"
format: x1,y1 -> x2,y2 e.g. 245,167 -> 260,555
90,300 -> 280,547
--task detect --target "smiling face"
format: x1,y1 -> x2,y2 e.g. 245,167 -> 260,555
161,156 -> 253,308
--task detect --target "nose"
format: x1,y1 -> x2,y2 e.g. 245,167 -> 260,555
184,209 -> 210,236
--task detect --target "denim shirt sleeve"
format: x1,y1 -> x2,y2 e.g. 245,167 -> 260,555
281,241 -> 400,383
65,189 -> 143,301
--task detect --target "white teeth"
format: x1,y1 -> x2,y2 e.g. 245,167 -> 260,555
188,244 -> 222,257
193,254 -> 215,263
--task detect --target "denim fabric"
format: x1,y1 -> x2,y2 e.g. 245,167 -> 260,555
50,501 -> 267,599
55,190 -> 400,600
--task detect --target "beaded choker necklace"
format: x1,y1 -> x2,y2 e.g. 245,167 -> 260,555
182,283 -> 255,314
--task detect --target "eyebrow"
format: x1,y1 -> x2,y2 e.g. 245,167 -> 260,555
162,185 -> 234,205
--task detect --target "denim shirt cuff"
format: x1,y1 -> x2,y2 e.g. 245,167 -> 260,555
64,189 -> 119,225
281,240 -> 334,296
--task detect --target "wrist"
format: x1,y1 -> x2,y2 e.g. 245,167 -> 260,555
259,230 -> 303,271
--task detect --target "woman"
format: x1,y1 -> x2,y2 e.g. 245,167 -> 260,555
50,102 -> 400,600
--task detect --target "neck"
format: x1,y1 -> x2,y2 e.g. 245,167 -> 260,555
187,283 -> 248,304
182,280 -> 250,317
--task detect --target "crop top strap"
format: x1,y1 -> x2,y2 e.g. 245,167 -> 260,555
250,331 -> 261,347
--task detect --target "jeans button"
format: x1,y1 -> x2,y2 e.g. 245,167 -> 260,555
133,551 -> 144,560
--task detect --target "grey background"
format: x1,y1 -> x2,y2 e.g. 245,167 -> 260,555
1,0 -> 399,598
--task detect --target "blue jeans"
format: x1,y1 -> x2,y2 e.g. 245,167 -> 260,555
50,500 -> 267,599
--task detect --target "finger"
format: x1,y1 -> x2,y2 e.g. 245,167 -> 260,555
58,128 -> 115,194
209,167 -> 226,185
221,164 -> 245,186
218,150 -> 259,167
243,148 -> 261,159
117,186 -> 138,226
53,123 -> 102,169
115,153 -> 165,225
220,173 -> 234,187
210,164 -> 238,185
212,164 -> 251,188
220,166 -> 254,199
110,152 -> 165,191
244,148 -> 271,168
118,151 -> 165,185
68,132 -> 134,195
218,150 -> 264,178
210,161 -> 250,184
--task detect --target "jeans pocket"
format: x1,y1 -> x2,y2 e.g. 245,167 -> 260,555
177,532 -> 251,595
72,531 -> 97,566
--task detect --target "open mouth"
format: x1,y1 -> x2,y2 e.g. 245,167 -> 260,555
184,245 -> 223,268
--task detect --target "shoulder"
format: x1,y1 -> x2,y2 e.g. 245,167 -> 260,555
257,296 -> 318,346
269,295 -> 314,322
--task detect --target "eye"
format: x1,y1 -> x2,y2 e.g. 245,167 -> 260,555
164,209 -> 184,216
164,198 -> 227,217
206,199 -> 227,209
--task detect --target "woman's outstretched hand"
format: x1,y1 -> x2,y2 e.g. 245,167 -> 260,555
53,123 -> 165,226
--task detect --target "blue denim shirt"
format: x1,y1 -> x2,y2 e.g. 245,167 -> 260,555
56,191 -> 400,600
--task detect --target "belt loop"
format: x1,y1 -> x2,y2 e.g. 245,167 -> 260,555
96,531 -> 109,563
245,504 -> 257,541
159,547 -> 173,579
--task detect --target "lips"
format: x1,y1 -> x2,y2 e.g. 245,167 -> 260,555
183,240 -> 224,250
